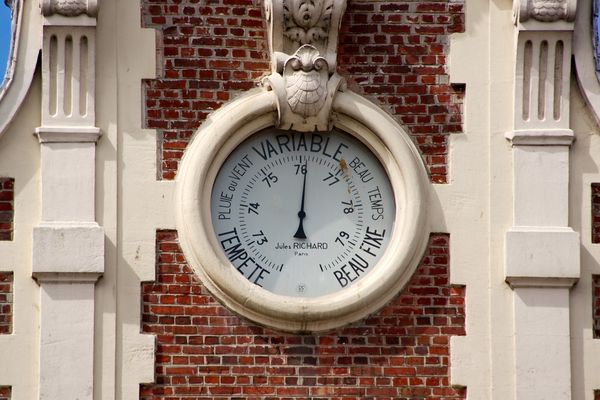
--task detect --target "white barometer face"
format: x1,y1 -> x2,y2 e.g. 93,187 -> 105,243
210,128 -> 395,297
176,90 -> 428,331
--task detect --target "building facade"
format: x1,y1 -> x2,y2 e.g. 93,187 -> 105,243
0,0 -> 599,399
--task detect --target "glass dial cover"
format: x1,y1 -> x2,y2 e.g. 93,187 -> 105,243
210,128 -> 395,298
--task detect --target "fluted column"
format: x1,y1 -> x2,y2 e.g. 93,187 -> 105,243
32,1 -> 103,399
506,1 -> 580,399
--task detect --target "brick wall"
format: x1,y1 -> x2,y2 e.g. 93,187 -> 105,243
0,178 -> 14,241
142,1 -> 465,183
0,387 -> 10,400
142,2 -> 269,180
0,272 -> 13,335
338,1 -> 464,184
593,183 -> 600,243
592,184 -> 600,338
140,231 -> 466,399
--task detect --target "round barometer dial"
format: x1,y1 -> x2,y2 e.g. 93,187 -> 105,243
210,128 -> 395,297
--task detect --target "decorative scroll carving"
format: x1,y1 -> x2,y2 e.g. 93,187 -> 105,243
263,0 -> 347,131
514,0 -> 577,23
41,0 -> 98,17
284,0 -> 333,46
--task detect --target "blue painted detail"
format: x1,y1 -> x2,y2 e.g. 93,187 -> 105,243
0,2 -> 11,84
594,0 -> 600,79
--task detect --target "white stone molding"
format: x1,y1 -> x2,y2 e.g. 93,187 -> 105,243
513,287 -> 574,398
513,31 -> 572,132
39,25 -> 97,129
263,0 -> 347,131
506,227 -> 580,288
265,0 -> 345,73
506,128 -> 574,145
175,88 -> 430,333
41,0 -> 98,18
573,0 -> 600,125
506,6 -> 580,399
31,3 -> 103,399
31,220 -> 104,400
0,0 -> 43,138
35,126 -> 102,143
572,3 -> 600,397
263,46 -> 346,131
514,0 -> 577,23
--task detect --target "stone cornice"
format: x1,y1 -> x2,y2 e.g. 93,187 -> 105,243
35,126 -> 102,143
505,129 -> 575,146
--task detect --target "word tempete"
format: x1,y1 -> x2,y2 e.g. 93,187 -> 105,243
218,227 -> 270,286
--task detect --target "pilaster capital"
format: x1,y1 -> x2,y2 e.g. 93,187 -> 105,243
513,0 -> 577,24
40,0 -> 98,18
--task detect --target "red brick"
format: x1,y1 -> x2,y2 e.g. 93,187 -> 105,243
0,179 -> 13,241
142,1 -> 464,182
0,386 -> 11,400
594,275 -> 600,339
140,231 -> 465,399
592,183 -> 600,243
0,273 -> 12,336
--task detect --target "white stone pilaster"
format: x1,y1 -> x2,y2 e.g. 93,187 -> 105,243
32,3 -> 102,399
506,2 -> 580,399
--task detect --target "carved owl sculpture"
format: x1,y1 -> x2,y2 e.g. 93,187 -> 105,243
283,0 -> 334,45
283,45 -> 329,118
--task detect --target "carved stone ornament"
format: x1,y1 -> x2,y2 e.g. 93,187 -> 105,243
514,0 -> 577,23
284,0 -> 332,47
263,0 -> 347,131
41,0 -> 98,17
284,45 -> 329,118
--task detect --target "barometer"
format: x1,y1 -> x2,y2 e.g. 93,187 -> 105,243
211,128 -> 394,297
175,90 -> 428,332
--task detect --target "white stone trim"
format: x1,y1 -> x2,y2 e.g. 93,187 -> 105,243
0,0 -> 43,139
513,287 -> 573,399
40,25 -> 97,128
175,88 -> 430,332
39,282 -> 97,400
573,0 -> 600,125
31,3 -> 104,398
513,31 -> 572,131
506,128 -> 575,145
35,126 -> 101,143
506,228 -> 580,287
32,223 -> 104,278
506,7 -> 580,399
514,0 -> 577,23
262,0 -> 348,131
41,0 -> 98,18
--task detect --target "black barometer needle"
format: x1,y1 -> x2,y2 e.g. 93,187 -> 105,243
294,161 -> 308,239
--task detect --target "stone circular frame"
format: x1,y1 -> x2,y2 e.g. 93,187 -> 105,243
175,89 -> 430,332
